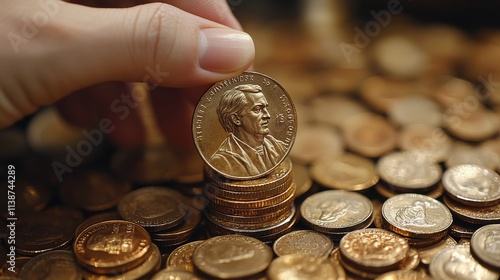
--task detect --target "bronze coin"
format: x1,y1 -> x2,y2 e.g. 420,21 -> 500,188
192,71 -> 297,180
18,250 -> 82,280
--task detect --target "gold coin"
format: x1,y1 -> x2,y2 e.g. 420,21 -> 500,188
289,123 -> 344,165
73,220 -> 151,274
151,270 -> 201,280
272,230 -> 333,258
205,178 -> 292,201
339,228 -> 409,273
388,95 -> 442,127
204,182 -> 295,209
204,157 -> 292,192
375,182 -> 444,199
309,95 -> 368,128
359,76 -> 421,113
267,254 -> 342,280
16,212 -> 74,256
192,235 -> 273,279
310,153 -> 378,191
444,106 -> 499,142
192,71 -> 297,180
18,250 -> 82,280
166,240 -> 205,272
300,190 -> 373,233
449,220 -> 480,239
151,210 -> 201,242
59,169 -> 131,212
343,113 -> 398,158
479,138 -> 500,172
470,224 -> 500,269
118,187 -> 187,232
375,270 -> 432,280
75,212 -> 121,239
445,142 -> 497,170
377,151 -> 442,192
442,164 -> 500,207
397,124 -> 452,163
417,235 -> 457,265
443,195 -> 500,224
291,163 -> 313,198
382,193 -> 452,239
429,245 -> 499,280
82,244 -> 161,280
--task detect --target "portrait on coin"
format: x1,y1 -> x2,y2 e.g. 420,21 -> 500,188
209,84 -> 287,177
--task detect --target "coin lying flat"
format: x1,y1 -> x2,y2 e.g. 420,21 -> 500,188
289,124 -> 344,165
470,224 -> 500,269
310,153 -> 379,191
339,228 -> 409,273
166,240 -> 205,272
301,190 -> 373,233
272,230 -> 334,258
429,245 -> 499,280
377,151 -> 442,192
382,193 -> 452,239
443,195 -> 500,224
82,244 -> 161,280
192,235 -> 273,279
417,235 -> 457,265
151,270 -> 201,280
442,164 -> 500,207
267,254 -> 341,280
18,250 -> 82,280
118,187 -> 187,232
73,220 -> 151,274
192,71 -> 297,180
397,124 -> 452,163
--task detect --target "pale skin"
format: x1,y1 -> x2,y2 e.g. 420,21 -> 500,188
0,0 -> 254,151
230,92 -> 271,149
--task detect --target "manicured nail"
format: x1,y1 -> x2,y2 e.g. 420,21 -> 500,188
198,28 -> 254,73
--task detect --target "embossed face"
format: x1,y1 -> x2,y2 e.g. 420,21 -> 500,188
485,231 -> 500,254
237,92 -> 271,137
444,251 -> 479,279
87,233 -> 133,255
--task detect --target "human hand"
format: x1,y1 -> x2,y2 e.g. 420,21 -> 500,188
0,0 -> 254,150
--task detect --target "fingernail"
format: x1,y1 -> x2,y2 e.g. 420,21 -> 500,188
199,28 -> 254,73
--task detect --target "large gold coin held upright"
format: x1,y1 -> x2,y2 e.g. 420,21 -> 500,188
192,71 -> 297,180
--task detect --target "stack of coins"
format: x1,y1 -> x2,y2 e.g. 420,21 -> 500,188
337,228 -> 420,279
300,190 -> 373,240
203,158 -> 297,242
442,164 -> 500,238
191,72 -> 298,243
73,220 -> 162,278
117,186 -> 201,250
375,151 -> 444,199
381,193 -> 453,247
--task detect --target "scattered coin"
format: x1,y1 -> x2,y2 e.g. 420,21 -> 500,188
73,220 -> 151,274
166,240 -> 205,272
442,164 -> 500,207
343,113 -> 397,158
397,124 -> 452,163
301,190 -> 373,234
151,270 -> 202,280
267,254 -> 342,280
382,193 -> 453,239
470,224 -> 500,269
289,124 -> 344,165
417,235 -> 457,265
118,187 -> 187,232
192,235 -> 273,279
429,245 -> 499,280
375,269 -> 433,280
310,153 -> 379,191
18,250 -> 82,280
388,95 -> 442,127
272,230 -> 334,258
377,151 -> 442,192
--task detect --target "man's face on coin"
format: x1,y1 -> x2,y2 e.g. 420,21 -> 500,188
237,92 -> 271,137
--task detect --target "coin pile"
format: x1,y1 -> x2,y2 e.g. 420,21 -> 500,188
442,164 -> 500,238
300,190 -> 373,240
191,72 -> 299,242
337,228 -> 420,279
117,186 -> 201,250
203,158 -> 297,242
73,220 -> 162,278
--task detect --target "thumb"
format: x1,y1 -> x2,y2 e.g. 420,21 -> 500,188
61,1 -> 255,87
0,1 -> 254,127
